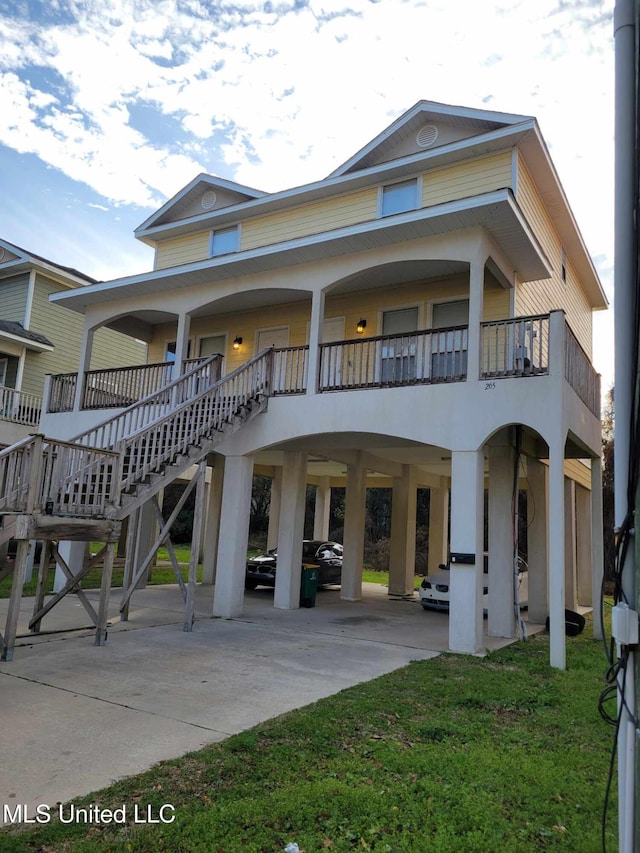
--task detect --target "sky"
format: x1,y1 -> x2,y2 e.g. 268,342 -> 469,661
0,0 -> 615,386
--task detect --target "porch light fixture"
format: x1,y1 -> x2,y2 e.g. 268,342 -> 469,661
356,318 -> 367,334
233,336 -> 243,350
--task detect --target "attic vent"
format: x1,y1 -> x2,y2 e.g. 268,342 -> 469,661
416,124 -> 438,149
201,191 -> 217,210
0,248 -> 4,263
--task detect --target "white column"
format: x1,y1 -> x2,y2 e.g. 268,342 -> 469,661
313,476 -> 331,541
575,482 -> 592,607
564,477 -> 577,611
527,458 -> 549,625
174,312 -> 191,377
202,455 -> 224,584
306,290 -> 325,395
72,322 -> 95,411
388,466 -> 417,598
488,442 -> 516,638
274,452 -> 307,610
212,455 -> 254,618
341,455 -> 366,602
428,485 -> 449,575
449,449 -> 484,654
548,439 -> 567,669
53,541 -> 86,592
466,254 -> 485,382
267,467 -> 283,551
590,457 -> 604,641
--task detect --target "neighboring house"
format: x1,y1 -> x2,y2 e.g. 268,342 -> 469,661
5,101 -> 607,668
0,240 -> 147,448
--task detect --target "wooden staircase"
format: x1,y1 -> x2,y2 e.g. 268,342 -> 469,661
0,349 -> 274,659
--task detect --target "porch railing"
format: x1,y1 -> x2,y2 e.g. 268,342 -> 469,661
565,323 -> 601,416
273,346 -> 308,395
46,357 -> 223,414
0,386 -> 42,427
318,327 -> 468,391
71,354 -> 223,450
480,314 -> 550,378
0,434 -> 120,516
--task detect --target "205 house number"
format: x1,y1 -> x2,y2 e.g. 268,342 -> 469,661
484,382 -> 496,390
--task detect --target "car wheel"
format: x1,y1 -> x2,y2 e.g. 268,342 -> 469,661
245,578 -> 258,590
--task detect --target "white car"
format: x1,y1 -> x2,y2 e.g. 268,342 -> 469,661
418,556 -> 527,612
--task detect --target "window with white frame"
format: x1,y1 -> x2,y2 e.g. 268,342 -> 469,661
210,226 -> 239,257
380,179 -> 419,217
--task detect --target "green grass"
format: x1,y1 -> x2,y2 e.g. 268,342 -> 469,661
0,544 -> 198,598
0,613 -> 617,852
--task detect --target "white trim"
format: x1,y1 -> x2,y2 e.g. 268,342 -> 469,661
14,348 -> 26,394
23,269 -> 36,329
511,148 -> 519,197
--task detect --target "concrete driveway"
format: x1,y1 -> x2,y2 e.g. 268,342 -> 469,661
0,581 -> 532,822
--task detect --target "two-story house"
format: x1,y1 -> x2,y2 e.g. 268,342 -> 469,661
3,101 -> 606,668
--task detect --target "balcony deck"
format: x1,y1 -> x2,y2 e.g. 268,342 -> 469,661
44,314 -> 600,420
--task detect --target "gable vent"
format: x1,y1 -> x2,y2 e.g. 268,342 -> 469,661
201,190 -> 217,210
416,124 -> 438,149
0,248 -> 4,263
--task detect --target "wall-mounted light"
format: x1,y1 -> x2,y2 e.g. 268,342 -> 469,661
233,336 -> 243,350
356,319 -> 367,334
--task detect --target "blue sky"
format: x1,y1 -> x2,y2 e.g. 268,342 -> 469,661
0,0 -> 614,383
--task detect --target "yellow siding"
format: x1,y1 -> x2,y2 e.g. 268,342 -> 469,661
155,232 -> 210,270
421,151 -> 513,208
241,189 -> 378,252
20,277 -> 146,398
515,153 -> 592,356
151,151 -> 513,268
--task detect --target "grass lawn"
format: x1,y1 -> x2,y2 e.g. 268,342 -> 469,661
0,612 -> 617,852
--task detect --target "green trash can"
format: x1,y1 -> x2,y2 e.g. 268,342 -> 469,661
300,563 -> 319,608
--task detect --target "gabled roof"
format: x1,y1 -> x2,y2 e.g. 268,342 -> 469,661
136,173 -> 267,235
0,239 -> 97,287
329,100 -> 533,178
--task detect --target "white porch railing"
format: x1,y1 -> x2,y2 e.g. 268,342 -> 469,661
318,327 -> 468,391
565,322 -> 601,416
0,386 -> 42,427
272,346 -> 308,394
0,434 -> 120,517
480,314 -> 550,378
47,357 -> 223,414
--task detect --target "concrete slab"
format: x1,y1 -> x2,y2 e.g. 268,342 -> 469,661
0,582 -> 543,824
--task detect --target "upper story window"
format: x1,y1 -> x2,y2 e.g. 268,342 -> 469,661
210,225 -> 239,257
380,178 -> 419,217
561,247 -> 567,283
